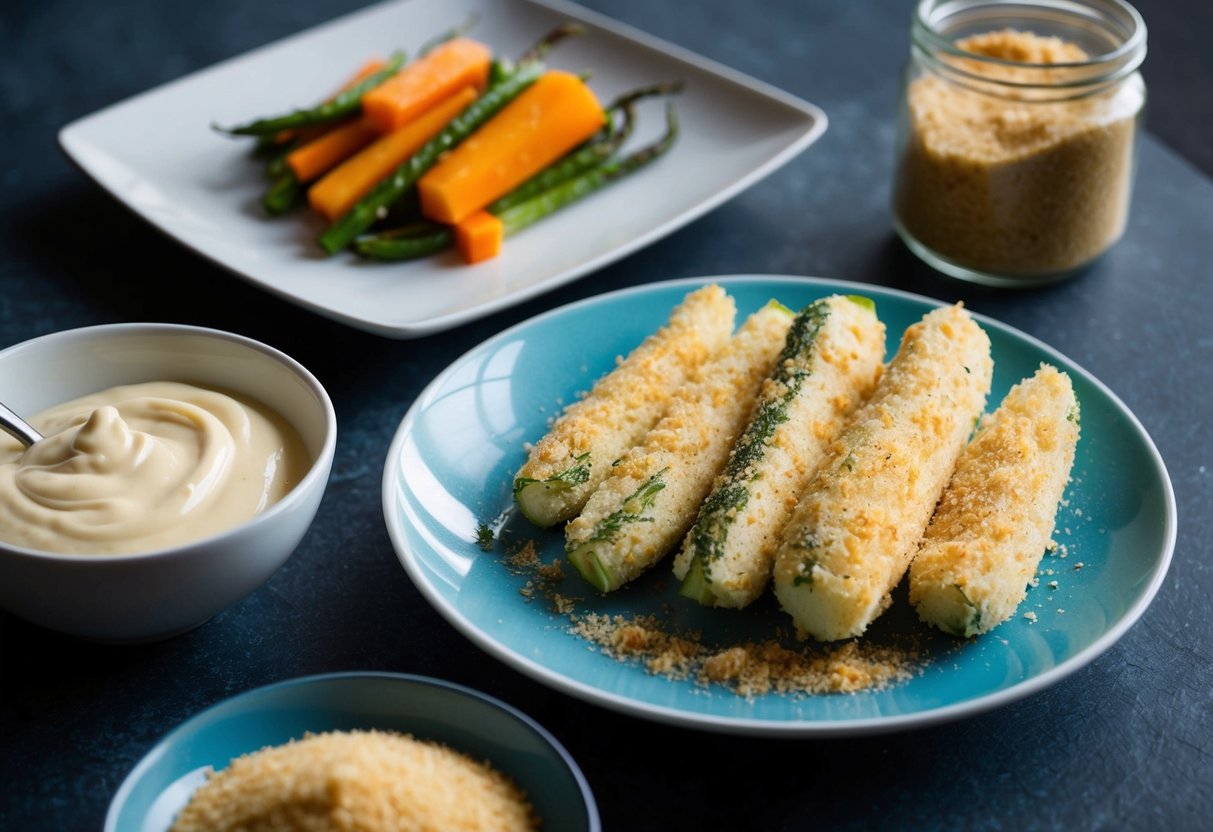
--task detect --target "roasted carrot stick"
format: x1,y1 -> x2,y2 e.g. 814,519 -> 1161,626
360,38 -> 492,133
307,85 -> 479,223
416,69 -> 605,224
286,118 -> 382,182
453,209 -> 504,263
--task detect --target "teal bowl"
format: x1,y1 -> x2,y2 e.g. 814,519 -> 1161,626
105,672 -> 599,831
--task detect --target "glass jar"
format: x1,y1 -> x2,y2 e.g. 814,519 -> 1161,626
891,0 -> 1147,287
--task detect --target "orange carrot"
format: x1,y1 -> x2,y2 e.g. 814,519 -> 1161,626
360,38 -> 492,133
286,118 -> 382,182
308,86 -> 479,222
273,57 -> 388,145
417,70 -> 605,225
454,209 -> 505,263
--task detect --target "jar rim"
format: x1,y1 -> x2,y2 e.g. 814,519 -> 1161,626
912,0 -> 1147,85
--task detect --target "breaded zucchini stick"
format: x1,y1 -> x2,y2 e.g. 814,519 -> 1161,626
771,302 -> 993,642
565,302 -> 793,592
674,294 -> 887,609
909,364 -> 1080,637
513,284 -> 736,528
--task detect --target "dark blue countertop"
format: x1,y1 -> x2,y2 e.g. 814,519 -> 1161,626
2,1 -> 1210,830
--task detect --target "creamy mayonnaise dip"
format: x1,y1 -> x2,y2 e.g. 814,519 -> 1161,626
0,382 -> 310,555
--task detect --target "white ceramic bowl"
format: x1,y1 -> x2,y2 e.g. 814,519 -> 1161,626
0,323 -> 336,643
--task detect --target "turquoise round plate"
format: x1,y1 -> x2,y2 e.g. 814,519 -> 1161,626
105,672 -> 599,831
382,276 -> 1176,736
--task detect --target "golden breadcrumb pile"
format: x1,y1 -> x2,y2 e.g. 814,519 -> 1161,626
170,729 -> 538,832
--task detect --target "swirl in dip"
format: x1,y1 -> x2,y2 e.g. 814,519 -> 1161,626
0,381 -> 310,555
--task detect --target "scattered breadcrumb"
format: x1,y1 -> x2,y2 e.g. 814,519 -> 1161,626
504,540 -> 540,570
549,592 -> 578,615
535,560 -> 564,582
568,613 -> 919,698
504,541 -> 569,604
500,537 -> 922,698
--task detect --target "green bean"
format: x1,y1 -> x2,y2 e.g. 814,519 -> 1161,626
519,22 -> 585,63
354,223 -> 454,260
488,60 -> 513,86
263,170 -> 303,215
253,133 -> 289,157
263,141 -> 298,179
316,59 -> 546,255
216,51 -> 406,137
609,79 -> 685,111
238,16 -> 475,147
418,13 -> 478,57
379,188 -> 425,227
489,21 -> 585,83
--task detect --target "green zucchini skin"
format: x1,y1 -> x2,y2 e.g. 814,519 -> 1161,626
512,284 -> 737,529
675,295 -> 887,610
564,303 -> 792,593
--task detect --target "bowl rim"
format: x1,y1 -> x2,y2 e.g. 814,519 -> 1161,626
0,321 -> 337,563
104,670 -> 602,832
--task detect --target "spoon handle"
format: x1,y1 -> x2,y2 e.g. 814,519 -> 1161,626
0,401 -> 43,448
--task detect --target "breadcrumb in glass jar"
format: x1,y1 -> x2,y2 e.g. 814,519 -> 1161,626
891,0 -> 1147,287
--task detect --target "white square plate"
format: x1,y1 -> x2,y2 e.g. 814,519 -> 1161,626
58,0 -> 826,338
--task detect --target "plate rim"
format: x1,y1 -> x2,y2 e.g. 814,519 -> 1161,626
103,669 -> 602,832
56,0 -> 827,340
381,274 -> 1178,737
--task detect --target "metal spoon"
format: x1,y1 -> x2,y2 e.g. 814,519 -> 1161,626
0,400 -> 43,448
